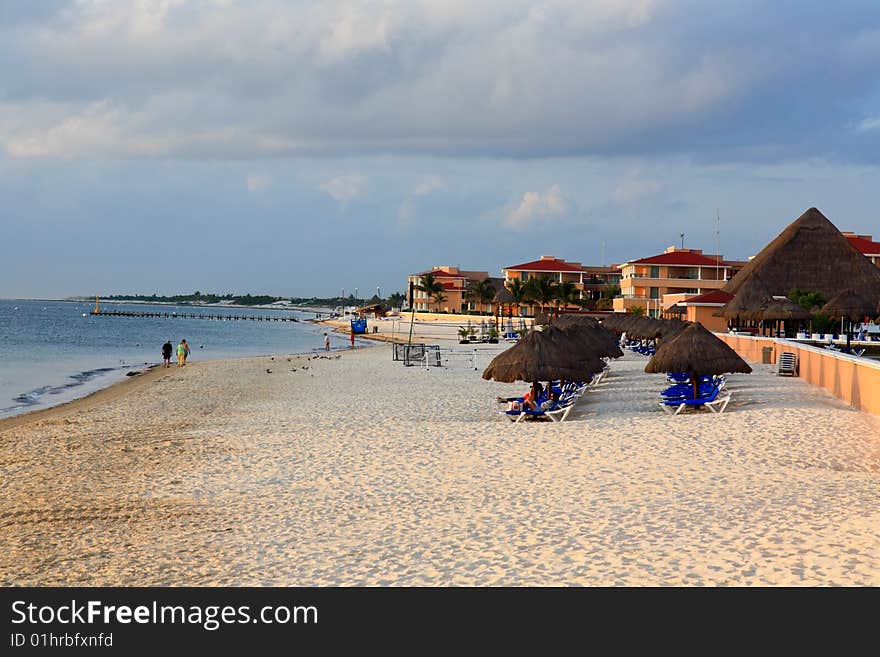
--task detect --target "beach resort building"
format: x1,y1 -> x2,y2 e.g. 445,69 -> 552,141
843,232 -> 880,267
613,246 -> 745,316
664,289 -> 733,333
501,256 -> 621,310
406,266 -> 491,313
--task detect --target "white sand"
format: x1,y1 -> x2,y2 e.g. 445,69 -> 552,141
1,341 -> 879,586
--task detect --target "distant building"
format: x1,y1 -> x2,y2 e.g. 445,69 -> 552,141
406,266 -> 490,313
843,232 -> 880,267
614,246 -> 745,317
666,289 -> 733,333
501,256 -> 621,313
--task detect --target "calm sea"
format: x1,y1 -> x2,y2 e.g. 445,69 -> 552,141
0,299 -> 352,418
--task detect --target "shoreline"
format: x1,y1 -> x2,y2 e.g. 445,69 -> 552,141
0,340 -> 390,431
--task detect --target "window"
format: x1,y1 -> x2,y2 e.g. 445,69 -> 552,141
650,287 -> 660,299
650,266 -> 660,278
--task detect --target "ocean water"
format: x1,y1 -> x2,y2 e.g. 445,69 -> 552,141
0,299 -> 352,418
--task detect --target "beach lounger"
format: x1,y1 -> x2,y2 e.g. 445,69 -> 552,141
659,385 -> 731,415
499,393 -> 577,422
777,352 -> 797,376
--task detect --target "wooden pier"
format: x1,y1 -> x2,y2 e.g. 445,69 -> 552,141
88,297 -> 300,322
89,309 -> 299,322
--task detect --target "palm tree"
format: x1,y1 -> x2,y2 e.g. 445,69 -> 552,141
415,273 -> 444,311
468,279 -> 496,315
507,279 -> 528,317
556,280 -> 579,311
527,277 -> 557,317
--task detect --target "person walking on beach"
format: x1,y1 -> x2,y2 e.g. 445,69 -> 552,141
182,339 -> 191,364
162,340 -> 173,368
350,328 -> 355,348
177,339 -> 190,367
323,332 -> 330,352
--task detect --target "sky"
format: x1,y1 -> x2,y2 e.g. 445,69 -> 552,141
2,0 -> 880,299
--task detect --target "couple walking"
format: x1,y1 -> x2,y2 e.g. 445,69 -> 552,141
162,339 -> 190,367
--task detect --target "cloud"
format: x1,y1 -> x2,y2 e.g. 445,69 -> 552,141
504,184 -> 567,229
246,174 -> 270,192
2,2 -> 880,162
613,177 -> 663,204
414,176 -> 446,196
856,116 -> 880,132
320,173 -> 366,207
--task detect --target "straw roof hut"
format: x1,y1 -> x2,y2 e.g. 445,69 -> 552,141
599,314 -> 625,332
553,314 -> 600,329
482,326 -> 605,384
645,322 -> 752,398
493,285 -> 516,317
556,323 -> 623,359
757,298 -> 810,321
721,273 -> 773,320
723,207 -> 880,306
820,289 -> 875,322
626,316 -> 664,340
657,317 -> 690,339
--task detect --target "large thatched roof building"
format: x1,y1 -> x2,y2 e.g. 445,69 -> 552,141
722,208 -> 880,309
723,208 -> 880,304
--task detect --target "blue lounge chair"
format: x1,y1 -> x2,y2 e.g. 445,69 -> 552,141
503,397 -> 575,422
659,385 -> 731,415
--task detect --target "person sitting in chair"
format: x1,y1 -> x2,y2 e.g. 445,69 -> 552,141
497,382 -> 544,409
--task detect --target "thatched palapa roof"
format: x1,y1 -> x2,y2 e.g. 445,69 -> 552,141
482,326 -> 605,384
820,290 -> 875,322
645,322 -> 752,376
722,207 -> 880,308
757,298 -> 810,321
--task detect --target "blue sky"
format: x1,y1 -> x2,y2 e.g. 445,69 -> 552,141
2,0 -> 880,298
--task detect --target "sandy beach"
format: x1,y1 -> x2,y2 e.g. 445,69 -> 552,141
2,335 -> 879,586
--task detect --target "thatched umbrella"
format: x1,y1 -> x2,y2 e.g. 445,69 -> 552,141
494,285 -> 515,323
752,297 -> 810,337
556,323 -> 623,359
482,326 -> 605,388
553,314 -> 600,329
599,313 -> 626,332
645,322 -> 752,400
821,290 -> 875,352
758,298 -> 810,321
658,318 -> 690,340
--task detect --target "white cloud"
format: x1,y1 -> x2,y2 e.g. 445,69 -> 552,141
414,176 -> 446,196
504,184 -> 567,229
320,173 -> 366,207
246,173 -> 270,192
856,116 -> 880,132
613,177 -> 662,204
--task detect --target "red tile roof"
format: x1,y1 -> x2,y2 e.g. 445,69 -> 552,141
504,258 -> 584,272
414,269 -> 463,278
846,235 -> 880,255
681,290 -> 734,305
630,251 -> 728,266
440,282 -> 466,291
